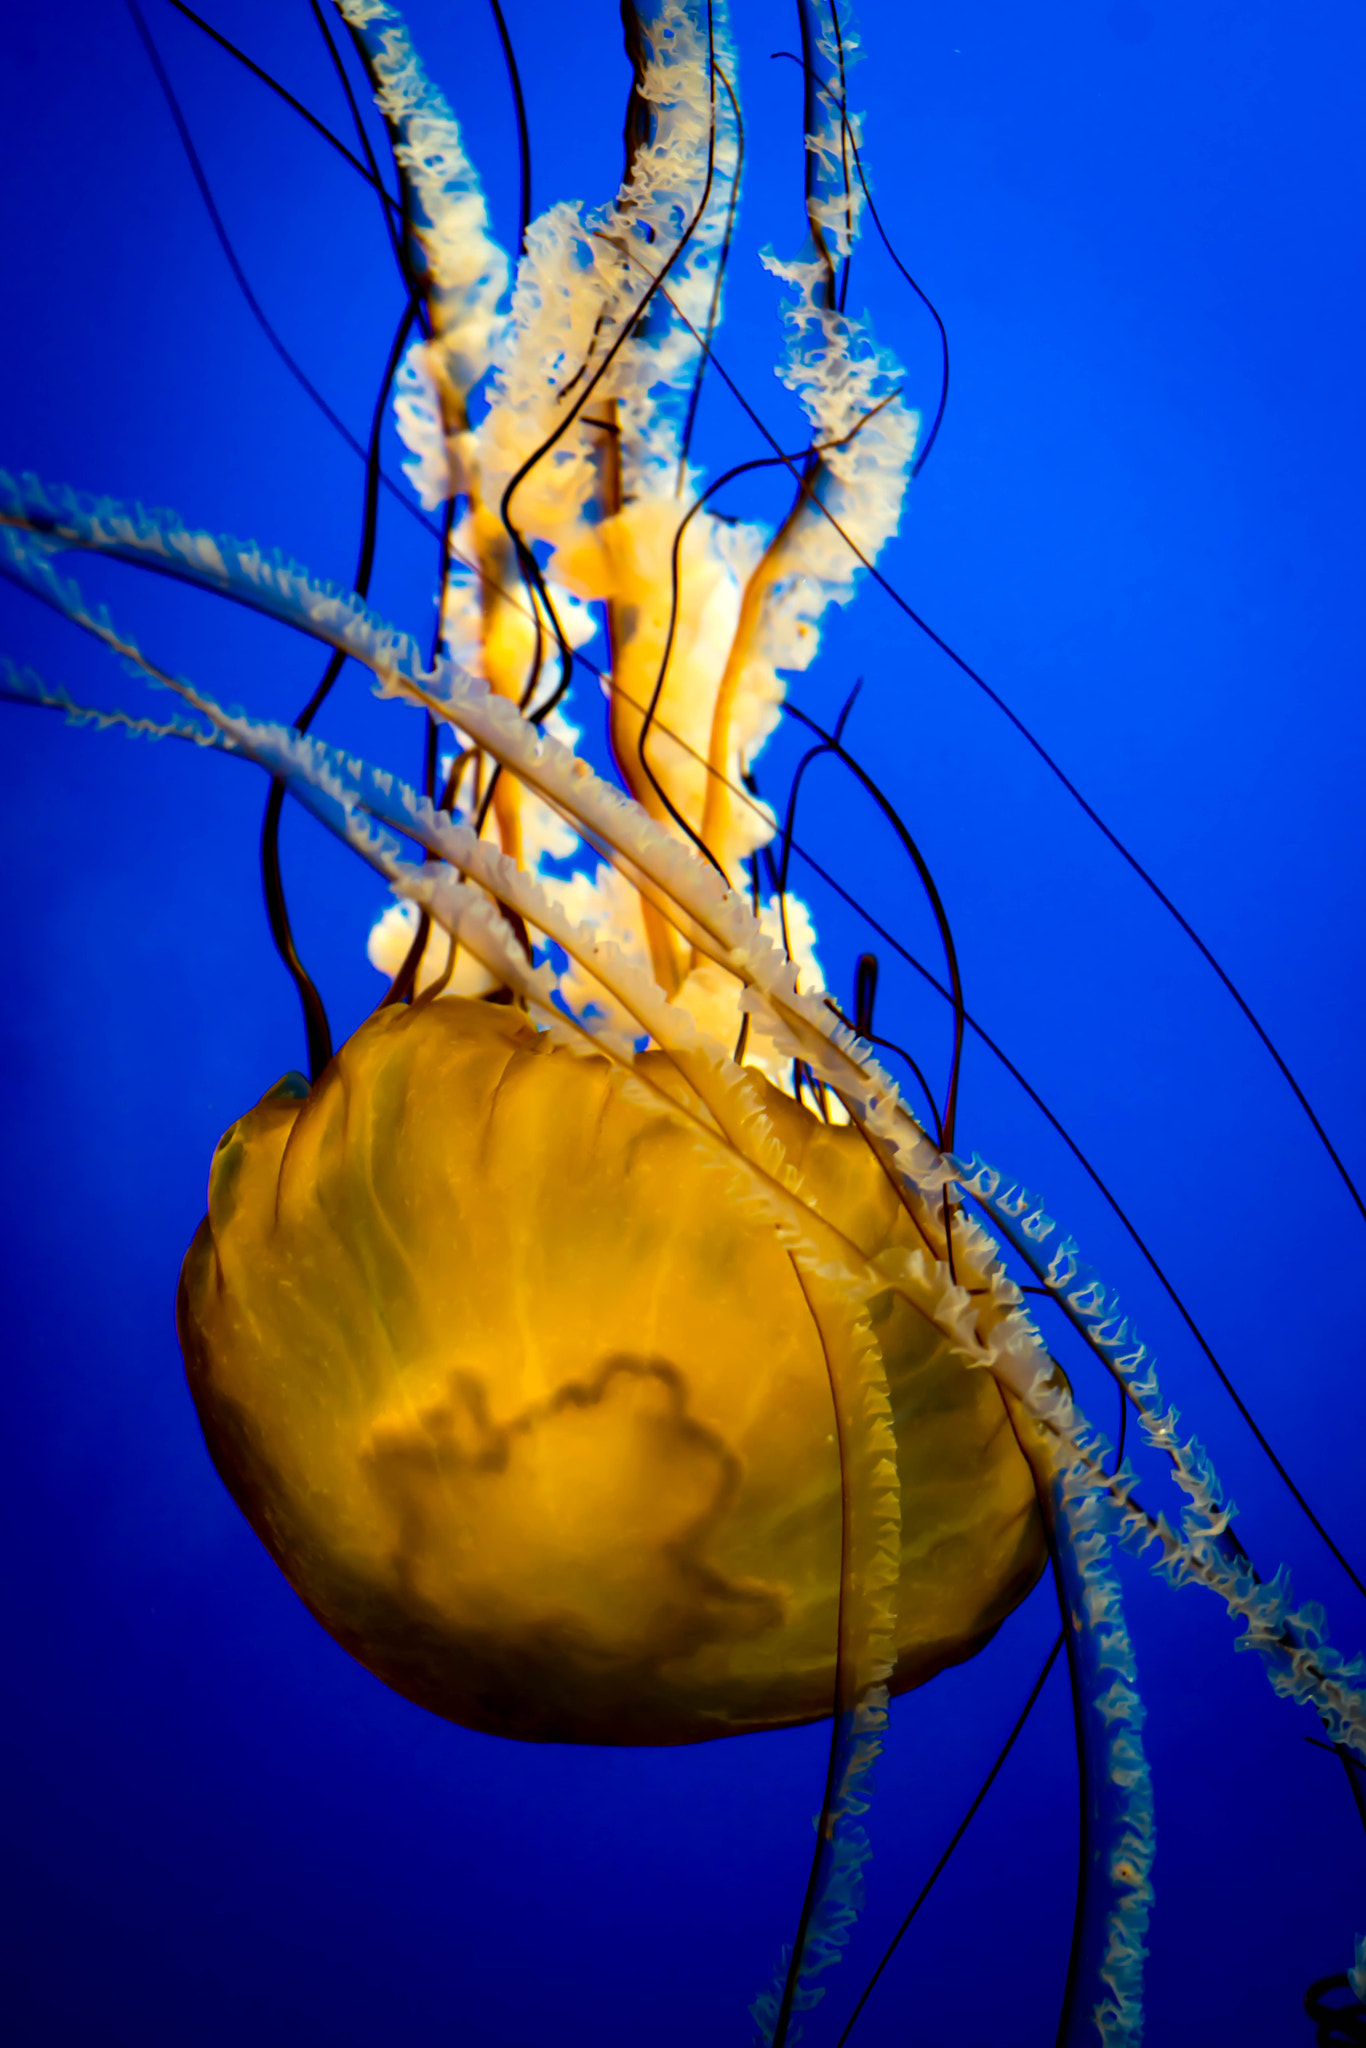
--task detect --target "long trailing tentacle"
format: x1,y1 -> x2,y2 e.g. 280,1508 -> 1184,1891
961,1154 -> 1366,1767
0,658 -> 220,747
165,0 -> 403,219
750,1270 -> 899,2048
961,1153 -> 1366,2031
1015,1397 -> 1153,2048
260,285 -> 422,1081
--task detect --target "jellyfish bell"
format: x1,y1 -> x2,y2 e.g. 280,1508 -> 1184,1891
156,0 -> 1033,1761
178,994 -> 1047,1746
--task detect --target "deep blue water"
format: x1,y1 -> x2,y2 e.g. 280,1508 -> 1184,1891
1,2 -> 1363,2043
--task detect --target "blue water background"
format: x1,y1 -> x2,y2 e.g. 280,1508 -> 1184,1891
1,2 -> 1363,2042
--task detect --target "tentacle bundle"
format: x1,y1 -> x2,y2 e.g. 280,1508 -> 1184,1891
7,1 -> 1366,2038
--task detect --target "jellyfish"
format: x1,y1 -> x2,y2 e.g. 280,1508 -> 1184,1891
1,2 -> 1363,2045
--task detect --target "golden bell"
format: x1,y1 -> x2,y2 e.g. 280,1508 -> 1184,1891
178,997 -> 1045,1745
